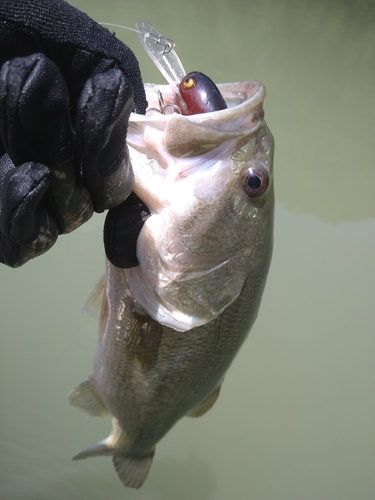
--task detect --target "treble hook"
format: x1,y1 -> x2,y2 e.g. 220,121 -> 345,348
146,90 -> 182,116
158,90 -> 165,110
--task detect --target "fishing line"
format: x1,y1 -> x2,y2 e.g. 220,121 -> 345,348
99,22 -> 139,33
99,22 -> 176,54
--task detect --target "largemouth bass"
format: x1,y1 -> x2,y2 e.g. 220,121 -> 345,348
67,79 -> 274,488
68,23 -> 274,489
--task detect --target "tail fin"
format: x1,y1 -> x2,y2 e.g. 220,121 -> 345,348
70,415 -> 153,488
113,452 -> 154,489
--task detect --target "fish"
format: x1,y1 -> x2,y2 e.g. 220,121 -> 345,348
67,22 -> 275,489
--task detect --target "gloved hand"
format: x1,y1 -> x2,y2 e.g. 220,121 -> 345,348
0,0 -> 149,267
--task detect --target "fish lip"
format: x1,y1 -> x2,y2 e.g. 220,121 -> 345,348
129,80 -> 266,123
128,80 -> 266,162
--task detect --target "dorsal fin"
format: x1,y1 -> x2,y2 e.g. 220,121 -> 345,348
71,417 -> 131,457
72,438 -> 113,460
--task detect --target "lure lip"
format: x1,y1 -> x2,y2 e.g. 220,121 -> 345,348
135,20 -> 186,95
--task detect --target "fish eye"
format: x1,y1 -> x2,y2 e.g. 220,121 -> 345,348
241,167 -> 269,198
183,77 -> 196,90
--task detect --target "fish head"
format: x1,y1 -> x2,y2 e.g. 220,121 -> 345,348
126,80 -> 274,331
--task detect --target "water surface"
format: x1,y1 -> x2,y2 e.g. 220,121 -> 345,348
1,0 -> 374,498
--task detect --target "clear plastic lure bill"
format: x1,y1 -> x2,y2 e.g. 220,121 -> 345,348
135,20 -> 186,95
135,21 -> 228,116
99,20 -> 228,114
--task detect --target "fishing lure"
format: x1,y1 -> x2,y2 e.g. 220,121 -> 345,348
135,20 -> 227,115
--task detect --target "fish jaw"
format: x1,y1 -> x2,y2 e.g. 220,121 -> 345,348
126,81 -> 274,330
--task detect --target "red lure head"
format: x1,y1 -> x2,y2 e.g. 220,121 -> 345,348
178,72 -> 227,115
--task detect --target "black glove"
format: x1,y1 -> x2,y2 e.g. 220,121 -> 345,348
0,0 -> 149,267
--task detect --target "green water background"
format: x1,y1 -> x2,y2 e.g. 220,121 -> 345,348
0,0 -> 374,498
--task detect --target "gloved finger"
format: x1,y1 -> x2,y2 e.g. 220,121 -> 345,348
104,192 -> 150,268
0,53 -> 74,165
0,53 -> 94,234
0,211 -> 58,267
0,161 -> 59,267
1,161 -> 53,243
76,68 -> 135,213
0,149 -> 13,189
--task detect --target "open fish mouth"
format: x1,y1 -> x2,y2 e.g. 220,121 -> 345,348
141,79 -> 265,116
127,80 -> 267,214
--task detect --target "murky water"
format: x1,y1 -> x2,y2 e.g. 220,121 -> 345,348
1,0 -> 374,498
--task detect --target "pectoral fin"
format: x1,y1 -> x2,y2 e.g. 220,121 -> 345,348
67,378 -> 109,418
113,452 -> 154,489
186,385 -> 221,418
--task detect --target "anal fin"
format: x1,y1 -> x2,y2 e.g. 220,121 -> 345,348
186,385 -> 221,418
113,452 -> 154,489
67,378 -> 109,418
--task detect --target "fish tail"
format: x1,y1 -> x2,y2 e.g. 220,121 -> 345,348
70,413 -> 153,487
113,451 -> 154,489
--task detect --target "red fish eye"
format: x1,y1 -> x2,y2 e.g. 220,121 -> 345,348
242,167 -> 269,198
